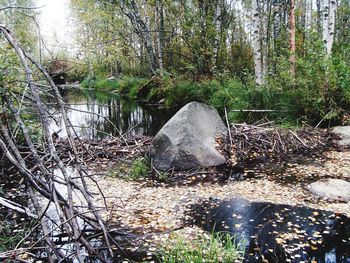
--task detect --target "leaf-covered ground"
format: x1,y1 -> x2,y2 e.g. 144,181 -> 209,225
86,149 -> 350,259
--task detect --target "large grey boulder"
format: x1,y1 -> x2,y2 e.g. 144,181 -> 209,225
307,179 -> 350,202
150,102 -> 227,171
331,126 -> 350,147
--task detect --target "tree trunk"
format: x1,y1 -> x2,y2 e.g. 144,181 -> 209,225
261,0 -> 269,83
326,0 -> 337,54
252,0 -> 263,85
304,0 -> 312,31
121,0 -> 159,73
155,0 -> 164,72
289,0 -> 296,79
316,0 -> 322,34
322,0 -> 330,50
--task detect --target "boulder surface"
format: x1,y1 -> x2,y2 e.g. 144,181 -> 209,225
150,102 -> 227,171
308,179 -> 350,202
331,126 -> 350,146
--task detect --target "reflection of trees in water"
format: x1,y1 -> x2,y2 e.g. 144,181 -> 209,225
50,92 -> 171,139
189,198 -> 350,262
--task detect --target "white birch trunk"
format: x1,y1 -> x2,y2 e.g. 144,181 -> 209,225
322,0 -> 330,49
214,0 -> 221,67
252,0 -> 263,85
154,1 -> 163,72
326,0 -> 337,54
289,0 -> 296,78
261,0 -> 269,82
305,0 -> 312,31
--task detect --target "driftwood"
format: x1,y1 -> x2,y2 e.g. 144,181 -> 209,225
0,25 -> 127,262
0,197 -> 37,218
219,123 -> 337,167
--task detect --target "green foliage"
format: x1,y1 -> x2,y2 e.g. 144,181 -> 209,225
65,63 -> 89,83
81,75 -> 147,94
0,221 -> 25,253
118,76 -> 148,98
129,157 -> 150,180
262,34 -> 350,126
159,232 -> 244,263
163,78 -> 218,106
71,0 -> 254,77
0,0 -> 38,51
81,76 -> 119,91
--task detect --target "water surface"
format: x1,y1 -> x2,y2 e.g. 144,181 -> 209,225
49,91 -> 173,139
188,198 -> 350,263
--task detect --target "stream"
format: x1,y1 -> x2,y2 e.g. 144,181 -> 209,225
48,91 -> 174,139
188,198 -> 350,263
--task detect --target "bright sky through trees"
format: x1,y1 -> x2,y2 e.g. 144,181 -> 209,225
36,0 -> 76,55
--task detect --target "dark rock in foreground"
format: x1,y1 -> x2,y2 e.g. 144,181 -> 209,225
308,179 -> 350,202
150,102 -> 227,171
187,198 -> 350,263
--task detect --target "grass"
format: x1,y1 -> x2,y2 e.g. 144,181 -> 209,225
81,75 -> 147,94
106,157 -> 150,181
0,221 -> 24,253
129,157 -> 150,180
159,231 -> 245,263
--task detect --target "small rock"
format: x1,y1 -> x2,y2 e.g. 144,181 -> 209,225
331,126 -> 350,147
308,179 -> 350,202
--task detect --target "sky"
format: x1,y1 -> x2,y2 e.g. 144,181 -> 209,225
36,0 -> 77,56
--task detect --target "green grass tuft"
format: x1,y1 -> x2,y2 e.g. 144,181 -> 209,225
129,157 -> 150,180
159,232 -> 245,263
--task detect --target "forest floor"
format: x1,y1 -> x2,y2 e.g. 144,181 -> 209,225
86,147 -> 350,258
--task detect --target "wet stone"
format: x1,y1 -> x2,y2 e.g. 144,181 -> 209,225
187,198 -> 350,263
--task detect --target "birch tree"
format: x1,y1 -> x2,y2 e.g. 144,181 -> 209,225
322,0 -> 338,55
289,0 -> 296,78
155,0 -> 164,72
251,0 -> 263,85
326,0 -> 337,54
120,0 -> 159,72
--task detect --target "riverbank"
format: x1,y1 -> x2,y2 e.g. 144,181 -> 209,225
1,128 -> 349,261
79,74 -> 350,128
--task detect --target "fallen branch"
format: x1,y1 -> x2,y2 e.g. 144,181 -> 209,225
0,197 -> 37,218
219,123 -> 336,167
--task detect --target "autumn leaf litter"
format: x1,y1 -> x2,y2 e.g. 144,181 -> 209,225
85,148 -> 350,257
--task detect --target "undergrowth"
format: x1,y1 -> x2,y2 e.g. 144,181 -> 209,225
129,157 -> 150,180
159,232 -> 245,263
0,221 -> 25,253
79,51 -> 350,127
81,75 -> 147,94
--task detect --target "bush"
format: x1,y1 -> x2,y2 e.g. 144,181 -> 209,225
65,63 -> 89,82
118,76 -> 148,98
